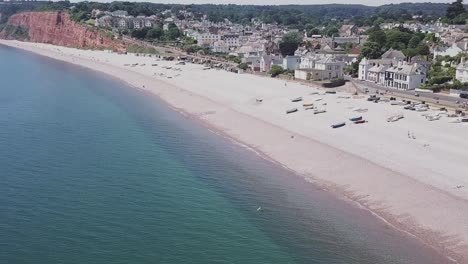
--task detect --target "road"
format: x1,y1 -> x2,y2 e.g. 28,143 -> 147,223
350,79 -> 468,109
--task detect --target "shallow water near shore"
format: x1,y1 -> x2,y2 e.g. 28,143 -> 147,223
0,45 -> 450,264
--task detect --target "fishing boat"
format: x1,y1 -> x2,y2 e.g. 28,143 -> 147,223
286,108 -> 298,114
303,103 -> 314,107
291,97 -> 303,102
151,63 -> 158,66
256,98 -> 263,103
304,106 -> 315,110
325,91 -> 337,94
354,120 -> 367,124
331,122 -> 346,128
314,109 -> 326,114
349,116 -> 362,122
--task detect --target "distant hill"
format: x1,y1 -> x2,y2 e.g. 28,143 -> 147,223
1,1 -> 466,27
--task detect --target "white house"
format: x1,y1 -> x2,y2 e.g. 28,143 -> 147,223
118,18 -> 129,29
433,42 -> 467,59
359,49 -> 405,81
383,62 -> 426,90
295,57 -> 345,81
260,54 -> 283,72
196,33 -> 220,48
456,58 -> 468,83
242,55 -> 261,71
212,40 -> 229,53
222,34 -> 240,48
360,59 -> 426,90
282,56 -> 301,70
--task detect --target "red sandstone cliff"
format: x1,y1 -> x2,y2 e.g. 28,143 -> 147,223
0,11 -> 126,51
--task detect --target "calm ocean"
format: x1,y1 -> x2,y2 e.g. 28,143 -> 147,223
0,45 -> 448,264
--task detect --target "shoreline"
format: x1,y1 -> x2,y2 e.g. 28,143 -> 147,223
2,40 -> 467,263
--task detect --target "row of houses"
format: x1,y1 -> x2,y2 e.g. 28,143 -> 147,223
239,51 -> 346,81
358,49 -> 427,90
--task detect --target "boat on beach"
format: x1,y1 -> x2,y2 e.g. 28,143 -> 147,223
387,114 -> 404,122
349,116 -> 363,122
291,97 -> 303,102
286,108 -> 298,114
331,122 -> 346,128
354,120 -> 367,124
314,109 -> 326,114
352,108 -> 368,113
303,103 -> 314,107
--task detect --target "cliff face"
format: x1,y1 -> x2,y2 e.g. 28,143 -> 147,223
0,11 -> 126,51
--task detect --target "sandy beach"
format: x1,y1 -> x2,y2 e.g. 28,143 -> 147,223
2,40 -> 468,262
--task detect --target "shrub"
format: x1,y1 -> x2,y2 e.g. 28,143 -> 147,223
269,65 -> 285,77
238,63 -> 249,71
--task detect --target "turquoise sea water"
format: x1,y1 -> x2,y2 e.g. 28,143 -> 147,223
0,45 -> 448,264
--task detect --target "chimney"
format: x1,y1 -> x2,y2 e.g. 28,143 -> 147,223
398,60 -> 403,68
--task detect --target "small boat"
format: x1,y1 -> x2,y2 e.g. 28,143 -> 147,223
304,106 -> 315,110
331,122 -> 346,128
387,114 -> 404,122
314,109 -> 326,114
354,120 -> 367,124
291,97 -> 303,102
462,118 -> 468,122
303,103 -> 314,107
352,108 -> 368,113
349,116 -> 362,122
256,98 -> 263,103
286,108 -> 298,114
426,115 -> 441,121
325,91 -> 336,94
151,63 -> 158,66
257,206 -> 263,212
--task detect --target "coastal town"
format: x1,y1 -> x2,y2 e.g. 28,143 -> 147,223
1,1 -> 468,263
79,1 -> 468,97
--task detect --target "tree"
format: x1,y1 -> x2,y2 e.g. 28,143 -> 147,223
360,41 -> 382,59
163,23 -> 181,41
145,27 -> 163,40
307,27 -> 321,36
325,26 -> 339,37
408,35 -> 422,49
446,0 -> 465,19
368,29 -> 387,47
279,32 -> 302,56
269,65 -> 285,77
416,43 -> 430,56
385,29 -> 412,50
131,28 -> 149,39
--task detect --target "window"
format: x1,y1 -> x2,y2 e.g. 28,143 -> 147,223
421,79 -> 424,83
